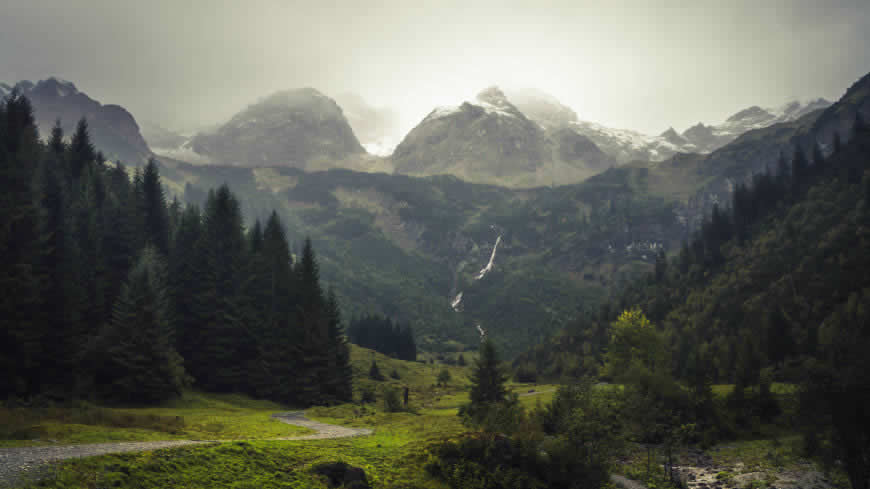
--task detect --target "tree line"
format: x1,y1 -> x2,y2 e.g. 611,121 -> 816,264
347,315 -> 417,361
0,93 -> 352,406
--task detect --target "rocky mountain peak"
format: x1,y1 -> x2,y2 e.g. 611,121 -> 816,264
31,77 -> 80,98
726,105 -> 773,123
190,87 -> 365,168
659,127 -> 687,146
2,77 -> 151,164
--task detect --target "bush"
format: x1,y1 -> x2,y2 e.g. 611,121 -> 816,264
369,360 -> 385,381
437,369 -> 451,386
383,387 -> 403,413
359,386 -> 376,404
390,369 -> 401,380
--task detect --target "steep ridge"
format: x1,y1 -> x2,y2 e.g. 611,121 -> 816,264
1,77 -> 152,164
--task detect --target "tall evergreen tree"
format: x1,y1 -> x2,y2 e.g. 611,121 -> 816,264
68,118 -> 95,180
324,287 -> 353,403
141,158 -> 170,256
91,247 -> 187,402
168,205 -> 205,369
468,339 -> 509,407
0,93 -> 44,396
191,185 -> 249,392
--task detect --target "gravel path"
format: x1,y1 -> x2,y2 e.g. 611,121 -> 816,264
270,412 -> 373,440
0,412 -> 372,487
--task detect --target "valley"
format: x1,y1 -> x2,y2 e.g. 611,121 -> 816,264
2,4 -> 870,488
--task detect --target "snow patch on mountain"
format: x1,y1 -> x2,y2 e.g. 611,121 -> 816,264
423,86 -> 523,123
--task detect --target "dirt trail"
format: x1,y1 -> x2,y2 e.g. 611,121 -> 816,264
0,412 -> 371,487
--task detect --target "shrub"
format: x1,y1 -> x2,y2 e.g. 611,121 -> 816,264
383,387 -> 403,413
437,369 -> 451,386
359,386 -> 376,404
369,360 -> 385,381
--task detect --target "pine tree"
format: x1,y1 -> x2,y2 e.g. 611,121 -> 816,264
244,212 -> 297,401
468,339 -> 508,406
324,288 -> 353,403
91,247 -> 187,402
168,204 -> 205,367
0,93 -> 44,396
68,118 -> 95,180
141,159 -> 170,256
35,157 -> 79,393
192,185 -> 249,392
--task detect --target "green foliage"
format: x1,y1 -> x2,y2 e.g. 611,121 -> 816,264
429,382 -> 624,489
0,94 -> 352,409
89,247 -> 188,403
437,369 -> 452,386
348,315 -> 416,361
368,360 -> 385,381
460,340 -> 513,428
382,387 -> 403,413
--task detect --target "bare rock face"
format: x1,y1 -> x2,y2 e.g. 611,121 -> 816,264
2,77 -> 152,164
190,88 -> 365,168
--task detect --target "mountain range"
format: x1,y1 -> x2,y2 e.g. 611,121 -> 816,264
3,73 -> 866,354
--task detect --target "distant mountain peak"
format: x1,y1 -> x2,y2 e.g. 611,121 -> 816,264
659,127 -> 687,146
3,77 -> 151,163
190,87 -> 364,168
726,105 -> 773,123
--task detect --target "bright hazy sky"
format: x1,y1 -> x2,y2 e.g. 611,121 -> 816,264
2,0 -> 869,138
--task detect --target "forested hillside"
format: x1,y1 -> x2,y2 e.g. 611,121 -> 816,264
0,93 -> 351,406
515,117 -> 870,389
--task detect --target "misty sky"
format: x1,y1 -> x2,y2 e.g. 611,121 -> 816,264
2,0 -> 869,139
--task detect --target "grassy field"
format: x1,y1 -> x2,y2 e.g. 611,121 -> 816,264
28,409 -> 465,489
0,392 -> 313,448
10,346 -> 564,489
711,383 -> 798,397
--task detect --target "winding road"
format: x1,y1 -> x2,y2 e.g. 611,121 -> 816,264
0,411 -> 371,487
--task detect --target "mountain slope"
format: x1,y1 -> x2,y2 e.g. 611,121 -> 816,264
516,122 -> 870,382
391,87 -> 613,187
154,72 -> 867,356
152,155 -> 686,355
1,77 -> 152,164
509,88 -> 831,164
190,88 -> 368,169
